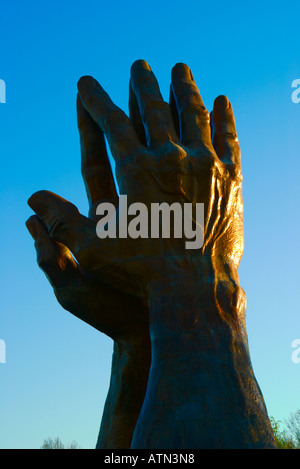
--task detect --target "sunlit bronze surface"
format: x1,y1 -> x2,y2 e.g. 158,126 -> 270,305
26,61 -> 277,449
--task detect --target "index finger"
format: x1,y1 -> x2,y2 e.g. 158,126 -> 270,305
77,76 -> 143,162
77,94 -> 118,216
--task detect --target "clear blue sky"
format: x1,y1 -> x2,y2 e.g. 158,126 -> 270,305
0,0 -> 299,449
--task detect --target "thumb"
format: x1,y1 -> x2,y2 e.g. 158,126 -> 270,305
26,214 -> 80,288
27,190 -> 97,257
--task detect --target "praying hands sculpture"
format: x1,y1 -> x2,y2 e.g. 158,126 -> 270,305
26,60 -> 277,449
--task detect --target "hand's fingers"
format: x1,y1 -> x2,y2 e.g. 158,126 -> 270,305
26,215 -> 79,288
211,95 -> 241,166
171,63 -> 212,148
77,94 -> 118,217
77,76 -> 143,162
27,191 -> 97,259
169,85 -> 180,139
129,81 -> 147,146
130,60 -> 179,146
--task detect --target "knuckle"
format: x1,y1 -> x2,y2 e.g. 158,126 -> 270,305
174,79 -> 197,95
219,160 -> 242,182
142,100 -> 170,119
223,130 -> 239,143
226,163 -> 243,182
213,131 -> 241,168
214,129 -> 239,143
104,108 -> 127,132
36,253 -> 53,272
162,143 -> 187,168
189,150 -> 218,174
180,103 -> 209,121
204,154 -> 219,173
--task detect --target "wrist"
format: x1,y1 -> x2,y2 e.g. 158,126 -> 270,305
131,256 -> 275,449
114,336 -> 151,371
146,254 -> 246,346
96,338 -> 151,449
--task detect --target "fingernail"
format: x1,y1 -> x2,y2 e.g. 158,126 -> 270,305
172,63 -> 191,81
77,75 -> 99,94
214,95 -> 230,110
131,60 -> 152,74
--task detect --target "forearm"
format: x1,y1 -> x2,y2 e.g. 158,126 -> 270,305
96,337 -> 151,449
131,256 -> 277,449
